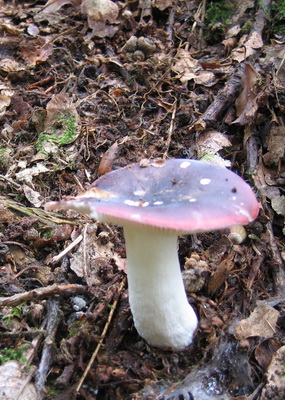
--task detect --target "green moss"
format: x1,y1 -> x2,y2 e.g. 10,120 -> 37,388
2,304 -> 24,323
206,1 -> 234,26
56,115 -> 78,145
35,114 -> 78,152
0,344 -> 28,364
272,0 -> 285,34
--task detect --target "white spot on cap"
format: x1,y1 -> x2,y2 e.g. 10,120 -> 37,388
233,205 -> 252,221
200,178 -> 211,185
124,199 -> 140,207
133,190 -> 145,196
131,213 -> 141,220
153,201 -> 164,205
142,202 -> 149,207
231,196 -> 237,201
189,198 -> 197,202
180,161 -> 191,169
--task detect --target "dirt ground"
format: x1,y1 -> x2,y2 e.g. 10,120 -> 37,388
0,0 -> 285,399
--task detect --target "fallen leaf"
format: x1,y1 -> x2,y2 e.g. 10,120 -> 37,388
254,337 -> 281,370
98,141 -> 119,176
234,302 -> 279,341
260,345 -> 285,400
43,0 -> 81,13
81,0 -> 119,37
0,93 -> 12,119
232,63 -> 261,125
23,184 -> 44,208
21,39 -> 53,66
0,361 -> 38,400
232,31 -> 263,62
15,163 -> 50,186
263,125 -> 285,165
196,130 -> 231,158
154,0 -> 172,11
69,224 -> 126,284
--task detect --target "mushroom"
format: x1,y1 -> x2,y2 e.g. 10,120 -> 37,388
45,159 -> 259,350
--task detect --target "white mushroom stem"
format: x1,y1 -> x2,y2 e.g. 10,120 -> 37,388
123,226 -> 198,350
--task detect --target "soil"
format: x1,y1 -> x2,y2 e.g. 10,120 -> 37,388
0,0 -> 285,399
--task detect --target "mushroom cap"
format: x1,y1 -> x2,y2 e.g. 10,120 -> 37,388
46,159 -> 259,233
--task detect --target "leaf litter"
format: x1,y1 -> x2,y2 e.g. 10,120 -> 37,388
0,0 -> 285,399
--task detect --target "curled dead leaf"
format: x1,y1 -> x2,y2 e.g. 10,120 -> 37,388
234,302 -> 279,341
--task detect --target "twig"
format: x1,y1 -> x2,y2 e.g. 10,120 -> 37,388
35,297 -> 62,395
163,100 -> 177,159
0,174 -> 21,188
51,234 -> 83,264
0,283 -> 87,307
0,330 -> 46,338
2,197 -> 81,226
75,276 -> 126,395
189,65 -> 243,132
266,220 -> 285,297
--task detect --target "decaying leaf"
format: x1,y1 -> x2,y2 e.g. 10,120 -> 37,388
0,361 -> 38,400
154,0 -> 173,11
43,0 -> 81,13
15,163 -> 50,186
34,92 -> 81,155
263,125 -> 285,166
234,302 -> 279,341
260,345 -> 285,400
271,195 -> 285,221
81,0 -> 119,37
196,130 -> 231,158
233,63 -> 259,125
0,201 -> 18,223
0,58 -> 23,73
232,31 -> 263,63
23,184 -> 44,208
69,224 -> 125,286
98,141 -> 119,176
0,89 -> 13,119
254,337 -> 281,370
43,0 -> 119,36
20,38 -> 53,66
172,49 -> 216,86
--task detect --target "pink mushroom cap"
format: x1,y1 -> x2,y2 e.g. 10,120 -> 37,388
46,159 -> 259,233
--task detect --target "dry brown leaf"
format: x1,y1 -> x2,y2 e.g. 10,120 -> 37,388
0,58 -> 22,73
23,184 -> 44,208
21,40 -> 53,66
171,49 -> 199,83
0,92 -> 12,119
0,361 -> 38,400
193,70 -> 217,87
154,0 -> 172,11
15,163 -> 50,186
260,345 -> 285,400
196,130 -> 231,158
234,302 -> 279,341
45,92 -> 80,130
172,49 -> 218,86
235,63 -> 258,116
271,195 -> 285,228
43,0 -> 81,13
254,338 -> 281,370
98,141 -> 119,176
81,0 -> 119,37
232,63 -> 259,125
0,201 -> 18,223
263,125 -> 285,165
232,31 -> 263,62
69,224 -> 126,285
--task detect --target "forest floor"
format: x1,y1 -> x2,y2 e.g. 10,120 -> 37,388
0,0 -> 285,399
